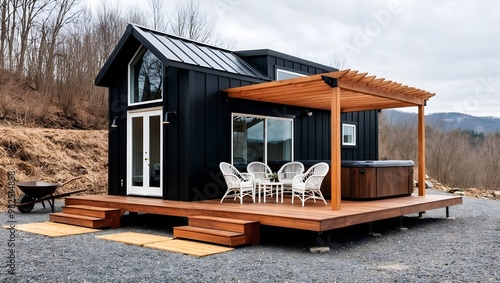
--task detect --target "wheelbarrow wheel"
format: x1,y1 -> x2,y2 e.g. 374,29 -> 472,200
17,194 -> 35,213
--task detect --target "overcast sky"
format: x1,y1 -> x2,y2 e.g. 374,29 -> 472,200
113,0 -> 500,117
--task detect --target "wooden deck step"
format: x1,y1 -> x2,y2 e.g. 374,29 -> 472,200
61,205 -> 121,228
50,212 -> 113,229
50,205 -> 121,229
173,216 -> 260,247
174,226 -> 247,247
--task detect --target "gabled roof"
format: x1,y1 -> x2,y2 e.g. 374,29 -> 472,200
225,69 -> 435,112
95,24 -> 268,86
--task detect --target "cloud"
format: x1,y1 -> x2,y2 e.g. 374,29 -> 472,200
212,0 -> 500,117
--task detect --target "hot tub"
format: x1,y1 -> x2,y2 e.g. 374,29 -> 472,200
341,160 -> 415,200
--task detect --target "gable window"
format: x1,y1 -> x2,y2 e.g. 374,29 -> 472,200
342,123 -> 357,147
129,47 -> 163,105
232,114 -> 293,169
276,68 -> 306,81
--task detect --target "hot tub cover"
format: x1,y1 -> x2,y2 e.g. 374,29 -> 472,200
341,160 -> 415,168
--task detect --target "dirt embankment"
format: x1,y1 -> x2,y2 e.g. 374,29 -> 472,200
0,125 -> 108,209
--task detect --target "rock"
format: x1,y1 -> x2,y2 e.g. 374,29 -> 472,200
425,180 -> 434,188
453,191 -> 465,196
310,247 -> 330,253
494,191 -> 500,199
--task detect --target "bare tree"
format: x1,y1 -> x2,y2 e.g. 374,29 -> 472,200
16,0 -> 51,75
169,0 -> 225,47
43,0 -> 81,88
479,133 -> 500,190
148,0 -> 167,31
378,110 -> 417,161
94,0 -> 127,65
2,0 -> 21,70
326,54 -> 348,70
0,0 -> 9,69
126,7 -> 148,27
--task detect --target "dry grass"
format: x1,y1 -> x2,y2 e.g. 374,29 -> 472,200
0,125 -> 108,209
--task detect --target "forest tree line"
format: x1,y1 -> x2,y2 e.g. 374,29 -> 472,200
0,0 -> 223,128
379,110 -> 500,190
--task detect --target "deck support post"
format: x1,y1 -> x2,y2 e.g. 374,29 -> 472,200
446,206 -> 449,218
315,232 -> 331,247
330,87 -> 341,210
418,104 -> 426,196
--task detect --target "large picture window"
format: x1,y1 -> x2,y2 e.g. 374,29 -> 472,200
129,47 -> 163,105
232,114 -> 293,169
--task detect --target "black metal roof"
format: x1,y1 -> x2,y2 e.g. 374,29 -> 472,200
95,24 -> 268,86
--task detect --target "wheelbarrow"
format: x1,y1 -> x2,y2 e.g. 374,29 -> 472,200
16,176 -> 85,213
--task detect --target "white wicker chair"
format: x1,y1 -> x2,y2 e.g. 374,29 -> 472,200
247,161 -> 273,200
277,161 -> 305,195
220,162 -> 255,204
291,162 -> 329,206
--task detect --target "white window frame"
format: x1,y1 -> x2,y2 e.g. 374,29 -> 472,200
231,113 -> 294,164
276,68 -> 306,81
128,45 -> 163,106
342,123 -> 357,146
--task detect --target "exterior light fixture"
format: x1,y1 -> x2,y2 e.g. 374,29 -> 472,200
163,111 -> 177,124
301,110 -> 313,117
111,116 -> 118,128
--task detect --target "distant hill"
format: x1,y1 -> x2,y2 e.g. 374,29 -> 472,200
381,110 -> 500,134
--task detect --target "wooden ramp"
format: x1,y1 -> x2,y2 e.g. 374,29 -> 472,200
63,194 -> 462,233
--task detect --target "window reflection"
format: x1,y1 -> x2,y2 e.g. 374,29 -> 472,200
232,114 -> 293,169
130,48 -> 163,104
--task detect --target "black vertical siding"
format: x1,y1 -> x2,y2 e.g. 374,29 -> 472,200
108,69 -> 128,196
340,110 -> 378,160
107,49 -> 379,201
164,66 -> 179,200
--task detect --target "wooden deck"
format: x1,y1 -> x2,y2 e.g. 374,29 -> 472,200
64,194 -> 462,232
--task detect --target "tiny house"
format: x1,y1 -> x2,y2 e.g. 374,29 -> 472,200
95,24 -> 379,202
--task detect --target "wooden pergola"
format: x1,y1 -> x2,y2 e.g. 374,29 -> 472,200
225,69 -> 435,210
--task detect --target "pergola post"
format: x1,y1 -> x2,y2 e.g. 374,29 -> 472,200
418,104 -> 426,196
331,87 -> 341,210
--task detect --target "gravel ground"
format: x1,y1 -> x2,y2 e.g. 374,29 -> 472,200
1,189 -> 499,283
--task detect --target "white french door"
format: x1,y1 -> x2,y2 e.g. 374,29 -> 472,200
127,109 -> 163,197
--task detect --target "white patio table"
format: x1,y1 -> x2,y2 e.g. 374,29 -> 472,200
259,181 -> 284,203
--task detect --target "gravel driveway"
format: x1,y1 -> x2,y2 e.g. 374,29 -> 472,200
1,189 -> 499,283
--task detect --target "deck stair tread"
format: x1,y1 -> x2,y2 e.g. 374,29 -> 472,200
63,205 -> 121,212
188,215 -> 258,233
175,226 -> 243,237
174,226 -> 246,247
51,212 -> 103,221
62,205 -> 120,218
